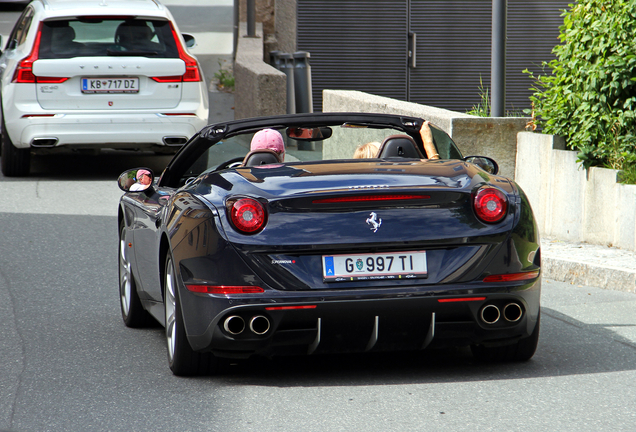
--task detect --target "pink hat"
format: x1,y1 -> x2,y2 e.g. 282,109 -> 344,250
250,129 -> 285,154
136,169 -> 151,177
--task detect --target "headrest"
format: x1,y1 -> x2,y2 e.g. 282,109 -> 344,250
52,25 -> 76,43
242,149 -> 282,167
116,22 -> 154,44
377,135 -> 424,159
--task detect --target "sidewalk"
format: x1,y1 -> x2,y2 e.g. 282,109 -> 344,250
541,237 -> 636,293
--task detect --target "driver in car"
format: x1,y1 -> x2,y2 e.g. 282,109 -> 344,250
250,128 -> 285,161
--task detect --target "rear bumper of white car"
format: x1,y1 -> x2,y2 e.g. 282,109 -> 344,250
8,111 -> 206,150
13,112 -> 207,148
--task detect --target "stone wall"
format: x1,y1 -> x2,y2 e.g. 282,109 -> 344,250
516,132 -> 636,251
233,22 -> 286,120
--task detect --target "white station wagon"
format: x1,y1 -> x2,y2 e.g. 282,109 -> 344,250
0,0 -> 209,176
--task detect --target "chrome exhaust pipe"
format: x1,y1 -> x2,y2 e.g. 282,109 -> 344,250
503,303 -> 523,322
480,304 -> 500,324
162,136 -> 188,146
223,315 -> 245,335
31,137 -> 58,148
249,315 -> 270,335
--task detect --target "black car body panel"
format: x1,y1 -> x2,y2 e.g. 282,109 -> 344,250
118,113 -> 541,372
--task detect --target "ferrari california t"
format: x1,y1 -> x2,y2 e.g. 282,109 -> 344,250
117,113 -> 541,376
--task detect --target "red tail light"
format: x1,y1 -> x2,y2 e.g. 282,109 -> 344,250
185,285 -> 264,294
438,297 -> 487,303
36,77 -> 69,84
12,23 -> 43,83
313,194 -> 430,204
473,186 -> 507,223
228,197 -> 267,234
12,24 -> 69,84
265,305 -> 317,311
152,23 -> 202,83
483,270 -> 540,283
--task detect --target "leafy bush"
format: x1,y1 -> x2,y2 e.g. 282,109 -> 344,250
525,0 -> 636,182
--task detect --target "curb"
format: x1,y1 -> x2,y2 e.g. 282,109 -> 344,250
542,255 -> 636,294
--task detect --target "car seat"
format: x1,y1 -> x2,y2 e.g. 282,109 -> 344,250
377,135 -> 424,159
242,149 -> 283,166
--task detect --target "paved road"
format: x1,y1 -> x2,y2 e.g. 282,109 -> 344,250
1,197 -> 636,431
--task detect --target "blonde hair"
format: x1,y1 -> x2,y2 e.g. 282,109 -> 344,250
353,141 -> 380,159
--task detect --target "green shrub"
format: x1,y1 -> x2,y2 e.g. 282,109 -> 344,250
526,0 -> 636,183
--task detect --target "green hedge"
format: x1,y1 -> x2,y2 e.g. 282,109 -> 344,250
526,0 -> 636,182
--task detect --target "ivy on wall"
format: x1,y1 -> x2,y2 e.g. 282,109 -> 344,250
526,0 -> 636,182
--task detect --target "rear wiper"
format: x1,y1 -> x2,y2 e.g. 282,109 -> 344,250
107,49 -> 158,57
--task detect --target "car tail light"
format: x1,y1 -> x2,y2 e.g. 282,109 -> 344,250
12,23 -> 43,83
185,285 -> 264,294
228,197 -> 267,234
12,23 -> 69,84
151,23 -> 202,83
437,297 -> 487,303
265,305 -> 317,311
483,270 -> 540,283
313,194 -> 430,204
36,77 -> 69,84
473,186 -> 507,223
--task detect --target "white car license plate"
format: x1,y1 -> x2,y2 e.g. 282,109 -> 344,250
81,77 -> 139,93
323,251 -> 427,282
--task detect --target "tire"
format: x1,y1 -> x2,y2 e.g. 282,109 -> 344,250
1,112 -> 30,177
164,253 -> 218,376
471,310 -> 540,362
119,219 -> 152,327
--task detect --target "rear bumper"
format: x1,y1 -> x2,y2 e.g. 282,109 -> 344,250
9,112 -> 205,149
180,279 -> 541,359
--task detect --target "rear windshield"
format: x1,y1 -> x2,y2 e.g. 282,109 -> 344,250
39,19 -> 179,59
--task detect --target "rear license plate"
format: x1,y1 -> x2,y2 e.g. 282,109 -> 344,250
322,251 -> 427,282
81,77 -> 139,93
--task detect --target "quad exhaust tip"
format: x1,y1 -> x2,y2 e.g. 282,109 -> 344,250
480,303 -> 524,325
480,304 -> 500,324
249,315 -> 271,335
503,303 -> 523,322
223,315 -> 245,335
223,315 -> 271,335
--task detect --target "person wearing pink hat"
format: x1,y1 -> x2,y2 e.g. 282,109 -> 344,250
250,128 -> 285,161
129,168 -> 152,191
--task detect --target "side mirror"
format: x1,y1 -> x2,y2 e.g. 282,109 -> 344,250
464,156 -> 499,175
182,33 -> 196,48
118,168 -> 154,192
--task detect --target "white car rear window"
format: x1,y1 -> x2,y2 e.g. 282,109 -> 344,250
38,18 -> 179,59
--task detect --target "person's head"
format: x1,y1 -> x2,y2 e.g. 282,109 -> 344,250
136,169 -> 151,185
250,129 -> 285,159
353,141 -> 380,159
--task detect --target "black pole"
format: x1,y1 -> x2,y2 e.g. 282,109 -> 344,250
247,0 -> 256,37
491,0 -> 506,117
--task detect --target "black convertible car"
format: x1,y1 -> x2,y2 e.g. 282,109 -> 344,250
117,113 -> 541,376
